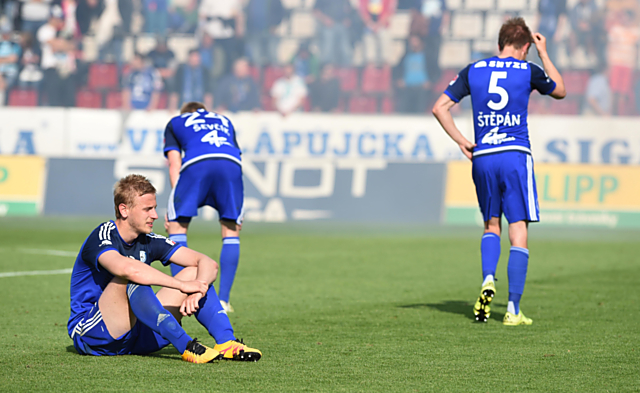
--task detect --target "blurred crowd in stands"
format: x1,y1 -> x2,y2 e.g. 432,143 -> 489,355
0,0 -> 638,116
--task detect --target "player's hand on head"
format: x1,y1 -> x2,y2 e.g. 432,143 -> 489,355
532,33 -> 547,55
180,292 -> 203,316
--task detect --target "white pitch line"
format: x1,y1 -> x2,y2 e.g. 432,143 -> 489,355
19,248 -> 77,257
0,268 -> 73,278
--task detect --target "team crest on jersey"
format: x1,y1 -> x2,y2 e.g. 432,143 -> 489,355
140,251 -> 147,263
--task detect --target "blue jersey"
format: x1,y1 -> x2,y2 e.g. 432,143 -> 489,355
445,56 -> 556,157
67,221 -> 181,338
164,109 -> 241,170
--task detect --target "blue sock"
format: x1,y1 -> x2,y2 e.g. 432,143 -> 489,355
218,237 -> 240,303
127,283 -> 192,354
195,285 -> 236,344
169,234 -> 188,276
507,247 -> 529,315
481,233 -> 501,281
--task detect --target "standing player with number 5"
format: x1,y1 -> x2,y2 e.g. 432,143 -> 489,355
432,18 -> 565,325
164,102 -> 244,313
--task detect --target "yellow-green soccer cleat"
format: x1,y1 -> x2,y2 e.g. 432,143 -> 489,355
220,300 -> 235,313
181,338 -> 220,363
473,281 -> 496,322
503,311 -> 533,326
214,339 -> 262,362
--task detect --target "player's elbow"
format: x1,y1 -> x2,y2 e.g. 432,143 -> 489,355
551,86 -> 567,100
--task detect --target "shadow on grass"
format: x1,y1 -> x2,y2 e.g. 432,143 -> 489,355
65,344 -> 179,359
398,300 -> 506,322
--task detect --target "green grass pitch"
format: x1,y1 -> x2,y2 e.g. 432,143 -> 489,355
0,217 -> 638,392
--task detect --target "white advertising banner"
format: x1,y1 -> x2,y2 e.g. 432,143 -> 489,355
1,108 -> 639,165
0,108 -> 66,156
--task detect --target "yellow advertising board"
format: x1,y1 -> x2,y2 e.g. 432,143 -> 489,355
0,156 -> 47,216
445,161 -> 640,228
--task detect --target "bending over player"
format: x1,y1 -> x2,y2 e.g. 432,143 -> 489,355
68,174 -> 261,362
164,102 -> 243,313
432,18 -> 566,325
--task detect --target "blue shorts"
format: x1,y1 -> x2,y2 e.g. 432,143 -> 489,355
70,303 -> 170,356
168,158 -> 244,224
472,151 -> 539,224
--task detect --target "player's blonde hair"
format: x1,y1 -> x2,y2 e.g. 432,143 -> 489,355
113,174 -> 156,219
180,101 -> 207,114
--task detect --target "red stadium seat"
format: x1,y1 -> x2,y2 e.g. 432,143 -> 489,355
381,96 -> 394,113
551,98 -> 580,115
76,90 -> 103,108
263,66 -> 285,93
157,92 -> 168,109
88,63 -> 119,90
348,96 -> 377,113
8,89 -> 38,106
563,71 -> 589,96
105,90 -> 122,109
261,94 -> 275,111
433,69 -> 458,95
336,67 -> 359,92
249,66 -> 261,83
361,66 -> 391,93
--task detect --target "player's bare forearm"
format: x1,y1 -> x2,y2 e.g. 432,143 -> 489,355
432,94 -> 475,159
169,247 -> 218,285
533,33 -> 566,99
166,150 -> 182,188
98,250 -> 186,291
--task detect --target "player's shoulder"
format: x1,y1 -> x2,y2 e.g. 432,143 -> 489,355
88,221 -> 117,247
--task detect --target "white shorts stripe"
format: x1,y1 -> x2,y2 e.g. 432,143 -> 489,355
181,154 -> 242,172
473,145 -> 532,157
526,155 -> 538,221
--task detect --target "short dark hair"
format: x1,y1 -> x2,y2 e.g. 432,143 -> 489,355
113,174 -> 156,219
180,101 -> 207,114
498,17 -> 533,52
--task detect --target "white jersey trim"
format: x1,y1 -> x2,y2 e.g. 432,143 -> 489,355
473,145 -> 532,157
526,154 -> 538,221
181,154 -> 242,172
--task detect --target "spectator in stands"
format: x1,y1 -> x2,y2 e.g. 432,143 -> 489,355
245,0 -> 284,68
167,0 -> 197,34
20,0 -> 54,36
17,33 -> 42,90
147,36 -> 176,89
143,0 -> 168,34
310,63 -> 340,112
169,48 -> 213,111
122,53 -> 163,111
95,0 -> 125,65
118,0 -> 134,34
198,32 -> 226,86
0,29 -> 21,105
394,34 -> 429,114
291,42 -> 319,85
76,0 -> 105,37
213,57 -> 260,112
568,0 -> 602,58
358,0 -> 396,65
198,0 -> 244,75
582,63 -> 611,116
537,0 -> 567,65
38,5 -> 77,106
607,10 -> 639,116
270,63 -> 307,116
60,0 -> 80,40
409,0 -> 449,82
313,0 -> 354,66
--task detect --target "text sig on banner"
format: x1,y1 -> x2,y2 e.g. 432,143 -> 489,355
0,155 -> 47,216
444,161 -> 640,228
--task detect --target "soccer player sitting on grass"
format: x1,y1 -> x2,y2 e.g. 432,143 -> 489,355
432,18 -> 566,325
67,174 -> 261,362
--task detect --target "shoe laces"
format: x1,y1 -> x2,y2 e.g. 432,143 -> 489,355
187,338 -> 207,355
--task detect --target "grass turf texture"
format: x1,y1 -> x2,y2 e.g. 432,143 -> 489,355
0,217 -> 638,392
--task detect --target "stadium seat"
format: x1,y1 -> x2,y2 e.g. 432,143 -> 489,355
551,98 -> 580,115
167,36 -> 198,63
497,0 -> 527,10
439,41 -> 471,68
563,71 -> 590,96
261,94 -> 275,111
451,12 -> 483,39
447,0 -> 462,10
88,63 -> 119,90
348,96 -> 377,113
388,11 -> 411,39
433,69 -> 458,94
249,66 -> 261,83
156,92 -> 168,110
336,67 -> 359,92
277,39 -> 300,65
135,35 -> 157,55
361,66 -> 391,93
76,90 -> 103,108
263,66 -> 286,93
290,12 -> 315,38
485,13 -> 504,40
105,90 -> 123,109
381,96 -> 394,114
8,89 -> 38,106
464,0 -> 494,10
